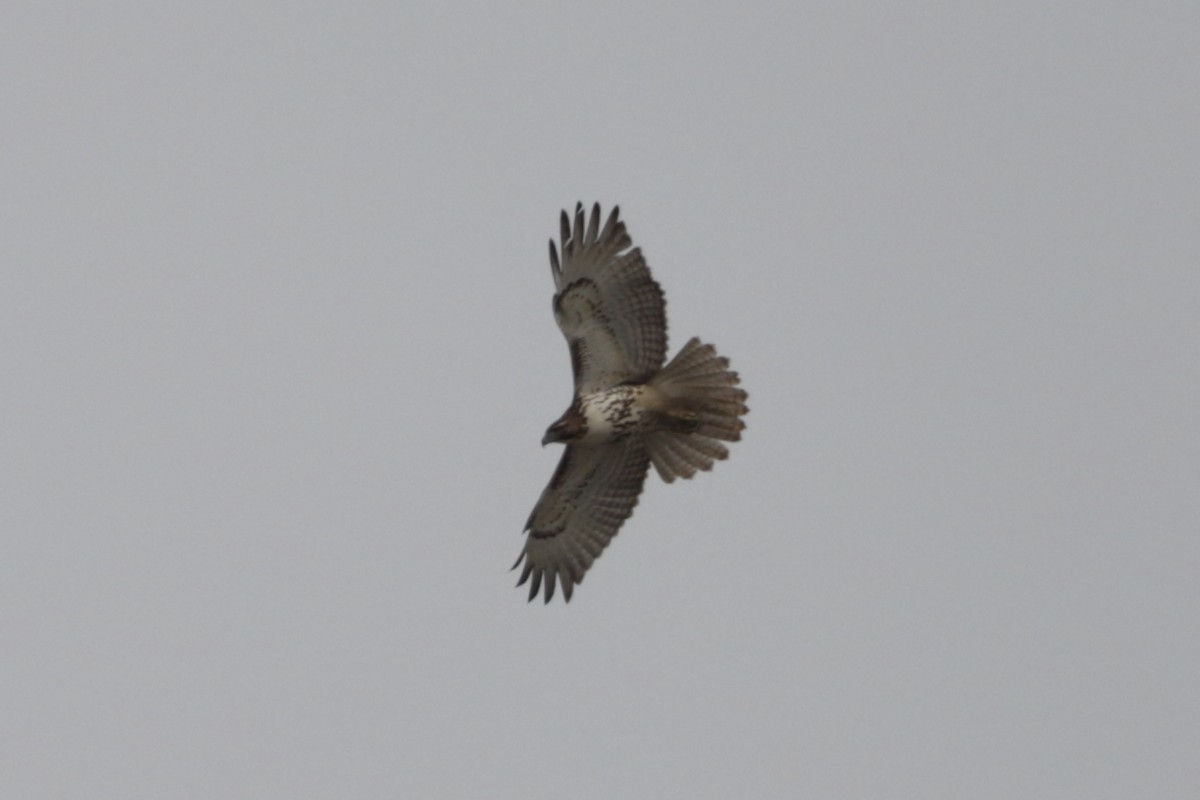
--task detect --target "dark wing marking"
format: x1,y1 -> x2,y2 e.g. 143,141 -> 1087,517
548,203 -> 667,394
513,439 -> 651,603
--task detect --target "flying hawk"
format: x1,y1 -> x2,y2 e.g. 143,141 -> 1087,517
513,203 -> 748,603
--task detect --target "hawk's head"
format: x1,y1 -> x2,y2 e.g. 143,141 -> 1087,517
543,402 -> 586,446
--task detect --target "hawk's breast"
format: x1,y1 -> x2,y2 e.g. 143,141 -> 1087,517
576,385 -> 664,444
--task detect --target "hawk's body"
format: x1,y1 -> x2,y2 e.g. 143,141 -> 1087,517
567,385 -> 659,444
513,203 -> 748,602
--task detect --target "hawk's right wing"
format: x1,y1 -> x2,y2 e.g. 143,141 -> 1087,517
549,203 -> 667,395
514,438 -> 651,603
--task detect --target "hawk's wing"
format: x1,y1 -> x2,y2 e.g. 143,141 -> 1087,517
549,203 -> 667,394
514,439 -> 651,603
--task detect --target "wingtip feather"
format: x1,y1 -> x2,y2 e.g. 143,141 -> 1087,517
599,205 -> 620,242
585,202 -> 600,245
573,203 -> 585,249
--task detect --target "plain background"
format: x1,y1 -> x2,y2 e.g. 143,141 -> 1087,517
3,2 -> 1198,797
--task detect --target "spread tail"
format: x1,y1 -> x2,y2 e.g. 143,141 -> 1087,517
645,337 -> 748,483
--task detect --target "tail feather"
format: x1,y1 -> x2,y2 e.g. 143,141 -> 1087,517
695,411 -> 744,441
679,434 -> 729,461
646,337 -> 748,483
645,433 -> 694,483
658,339 -> 720,375
660,356 -> 731,382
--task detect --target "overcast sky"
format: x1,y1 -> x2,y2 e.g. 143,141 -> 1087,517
3,2 -> 1198,798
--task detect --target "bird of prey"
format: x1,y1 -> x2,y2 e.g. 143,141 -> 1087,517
513,203 -> 748,603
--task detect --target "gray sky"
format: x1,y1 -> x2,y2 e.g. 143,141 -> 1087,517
3,2 -> 1198,797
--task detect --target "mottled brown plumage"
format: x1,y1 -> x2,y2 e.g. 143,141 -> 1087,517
513,203 -> 748,603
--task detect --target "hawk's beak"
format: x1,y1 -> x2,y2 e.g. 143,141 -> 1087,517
541,431 -> 554,447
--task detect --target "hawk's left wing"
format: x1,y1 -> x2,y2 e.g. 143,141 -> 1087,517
549,203 -> 667,394
514,439 -> 651,603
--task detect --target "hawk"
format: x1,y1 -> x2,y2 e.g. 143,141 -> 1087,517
513,203 -> 748,602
